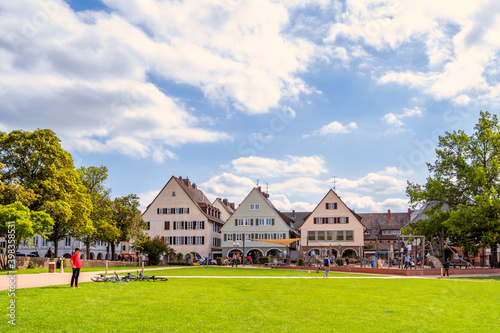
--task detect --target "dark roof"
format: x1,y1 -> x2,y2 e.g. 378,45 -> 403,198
358,212 -> 410,240
214,198 -> 234,215
282,211 -> 311,230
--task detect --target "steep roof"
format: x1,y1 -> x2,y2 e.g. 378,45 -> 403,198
282,211 -> 311,230
143,176 -> 224,224
213,198 -> 234,215
358,211 -> 410,240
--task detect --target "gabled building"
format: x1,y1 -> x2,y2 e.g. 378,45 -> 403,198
358,209 -> 411,256
299,189 -> 365,258
212,198 -> 235,222
142,176 -> 225,260
220,187 -> 299,261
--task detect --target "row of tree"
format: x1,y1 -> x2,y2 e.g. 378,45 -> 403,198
0,129 -> 146,265
405,111 -> 500,267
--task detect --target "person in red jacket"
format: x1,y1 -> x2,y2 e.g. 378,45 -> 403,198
70,248 -> 82,288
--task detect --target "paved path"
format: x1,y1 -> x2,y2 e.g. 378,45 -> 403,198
1,267 -> 498,291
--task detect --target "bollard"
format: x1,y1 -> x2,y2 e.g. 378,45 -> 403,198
105,260 -> 108,274
142,261 -> 145,276
59,258 -> 64,273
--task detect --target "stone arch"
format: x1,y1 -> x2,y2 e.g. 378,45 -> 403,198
226,248 -> 243,257
97,253 -> 103,260
266,248 -> 282,257
342,248 -> 358,258
307,248 -> 321,256
89,252 -> 95,260
80,254 -> 85,260
63,253 -> 71,258
190,251 -> 203,260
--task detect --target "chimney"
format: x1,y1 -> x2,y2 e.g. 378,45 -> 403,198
229,203 -> 235,211
407,208 -> 412,222
179,176 -> 183,182
223,198 -> 229,206
292,210 -> 296,219
192,183 -> 197,189
387,209 -> 392,220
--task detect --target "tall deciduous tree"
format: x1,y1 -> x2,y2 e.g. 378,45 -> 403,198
0,201 -> 53,269
110,194 -> 145,260
77,165 -> 119,259
407,111 -> 500,267
0,129 -> 92,257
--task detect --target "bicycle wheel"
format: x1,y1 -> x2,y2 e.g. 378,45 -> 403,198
91,276 -> 107,282
153,277 -> 168,282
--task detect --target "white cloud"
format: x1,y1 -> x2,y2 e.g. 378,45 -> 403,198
338,192 -> 409,213
382,107 -> 423,127
231,155 -> 327,178
331,169 -> 406,194
325,0 -> 500,103
272,177 -> 330,196
0,0 -> 323,161
201,172 -> 256,204
138,189 -> 162,213
271,193 -> 316,211
303,121 -> 357,138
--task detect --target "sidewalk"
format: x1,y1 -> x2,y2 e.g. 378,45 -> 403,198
0,266 -> 192,291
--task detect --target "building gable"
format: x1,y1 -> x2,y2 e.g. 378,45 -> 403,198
300,189 -> 365,230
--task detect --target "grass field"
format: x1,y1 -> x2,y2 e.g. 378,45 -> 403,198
1,268 -> 499,332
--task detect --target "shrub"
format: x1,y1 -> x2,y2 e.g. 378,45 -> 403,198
298,258 -> 304,266
364,243 -> 375,249
27,261 -> 36,269
176,252 -> 184,261
336,257 -> 343,266
167,261 -> 188,266
56,258 -> 66,269
216,257 -> 223,266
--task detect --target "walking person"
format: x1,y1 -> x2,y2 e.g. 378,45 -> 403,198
323,256 -> 331,278
442,259 -> 450,277
70,247 -> 82,288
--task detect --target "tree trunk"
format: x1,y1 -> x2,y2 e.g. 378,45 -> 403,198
85,238 -> 91,260
491,243 -> 499,268
111,241 -> 116,260
54,240 -> 59,258
440,229 -> 445,263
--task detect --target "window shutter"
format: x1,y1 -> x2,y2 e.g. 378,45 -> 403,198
202,237 -> 205,245
173,222 -> 176,230
169,237 -> 172,245
326,203 -> 329,209
181,221 -> 185,230
157,208 -> 160,214
224,234 -> 227,241
235,219 -> 237,226
251,219 -> 253,226
314,218 -> 317,224
202,221 -> 205,229
272,218 -> 275,226
346,217 -> 349,223
184,236 -> 187,245
334,203 -> 338,209
187,207 -> 190,214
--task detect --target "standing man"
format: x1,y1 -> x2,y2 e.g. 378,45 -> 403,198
323,256 -> 331,278
232,253 -> 237,267
70,247 -> 82,288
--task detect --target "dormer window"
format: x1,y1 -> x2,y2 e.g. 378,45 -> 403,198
326,203 -> 337,209
250,204 -> 260,210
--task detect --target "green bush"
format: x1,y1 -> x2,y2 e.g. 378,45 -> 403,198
216,257 -> 223,266
27,261 -> 36,269
298,258 -> 304,266
56,258 -> 66,269
167,261 -> 188,266
260,257 -> 269,264
176,252 -> 184,261
336,257 -> 343,266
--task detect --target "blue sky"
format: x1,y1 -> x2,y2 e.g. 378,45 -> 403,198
1,0 -> 497,213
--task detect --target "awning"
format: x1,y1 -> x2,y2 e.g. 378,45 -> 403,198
250,238 -> 301,246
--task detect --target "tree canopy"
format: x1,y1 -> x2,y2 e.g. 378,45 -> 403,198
406,111 -> 500,267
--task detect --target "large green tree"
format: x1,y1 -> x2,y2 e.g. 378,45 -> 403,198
109,194 -> 145,259
0,129 -> 92,256
407,111 -> 500,267
0,201 -> 53,269
77,165 -> 119,259
135,236 -> 171,266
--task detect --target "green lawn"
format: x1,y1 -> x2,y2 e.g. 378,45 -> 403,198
2,271 -> 499,332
